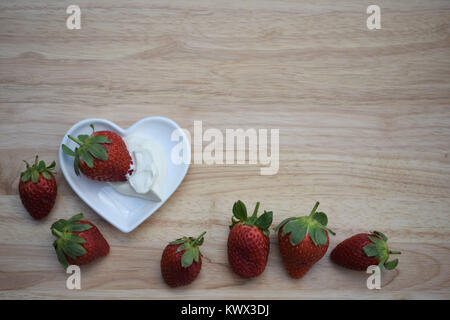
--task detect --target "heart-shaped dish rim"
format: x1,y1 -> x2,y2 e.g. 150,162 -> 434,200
58,117 -> 191,232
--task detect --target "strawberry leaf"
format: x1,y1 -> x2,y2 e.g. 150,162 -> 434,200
363,243 -> 379,258
91,135 -> 111,144
246,216 -> 257,226
70,223 -> 92,232
31,170 -> 39,183
176,245 -> 186,253
255,211 -> 273,230
38,160 -> 45,171
78,134 -> 89,142
67,213 -> 83,223
21,171 -> 31,182
368,236 -> 382,245
51,219 -> 67,233
282,219 -> 301,237
324,226 -> 336,236
313,228 -> 328,246
80,150 -> 94,168
289,222 -> 308,246
274,217 -> 296,232
88,143 -> 108,161
372,230 -> 388,241
181,249 -> 194,268
193,248 -> 200,263
384,259 -> 399,270
232,200 -> 247,221
47,161 -> 56,169
69,234 -> 86,244
312,211 -> 328,226
62,144 -> 76,156
73,150 -> 80,175
54,242 -> 69,269
282,219 -> 308,246
42,171 -> 51,180
62,241 -> 86,259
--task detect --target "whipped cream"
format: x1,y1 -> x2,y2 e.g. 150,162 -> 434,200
109,135 -> 166,202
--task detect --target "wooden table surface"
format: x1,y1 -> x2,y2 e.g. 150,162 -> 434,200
1,0 -> 450,299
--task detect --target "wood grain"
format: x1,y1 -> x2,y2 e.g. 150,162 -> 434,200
1,0 -> 449,299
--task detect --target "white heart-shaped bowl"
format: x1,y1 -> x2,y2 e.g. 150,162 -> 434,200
59,117 -> 190,233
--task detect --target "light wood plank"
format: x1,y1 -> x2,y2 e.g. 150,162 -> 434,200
0,0 -> 449,299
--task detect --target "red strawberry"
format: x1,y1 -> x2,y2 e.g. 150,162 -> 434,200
19,156 -> 57,220
51,213 -> 110,268
161,232 -> 206,287
330,231 -> 401,271
275,202 -> 335,279
62,124 -> 133,182
227,201 -> 273,278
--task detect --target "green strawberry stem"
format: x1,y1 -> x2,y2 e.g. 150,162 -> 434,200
389,250 -> 401,254
52,228 -> 63,238
309,201 -> 320,217
68,135 -> 83,145
252,202 -> 260,217
192,231 -> 207,246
